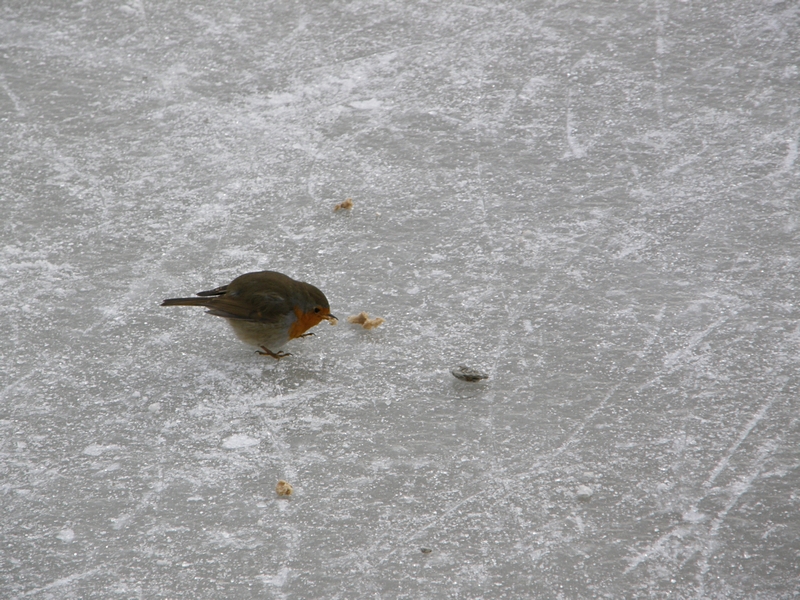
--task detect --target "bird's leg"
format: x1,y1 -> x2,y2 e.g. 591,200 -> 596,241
257,346 -> 292,359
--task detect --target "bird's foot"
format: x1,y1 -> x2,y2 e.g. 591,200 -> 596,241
257,347 -> 292,359
299,332 -> 315,338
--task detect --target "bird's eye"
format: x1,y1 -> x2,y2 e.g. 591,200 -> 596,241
314,307 -> 321,313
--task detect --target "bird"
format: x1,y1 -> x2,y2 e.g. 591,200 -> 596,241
161,270 -> 336,358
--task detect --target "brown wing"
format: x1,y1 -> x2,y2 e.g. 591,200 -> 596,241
204,291 -> 291,323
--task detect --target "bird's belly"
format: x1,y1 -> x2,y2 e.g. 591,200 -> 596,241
226,319 -> 289,349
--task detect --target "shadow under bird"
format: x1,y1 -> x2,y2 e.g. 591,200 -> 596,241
161,270 -> 336,358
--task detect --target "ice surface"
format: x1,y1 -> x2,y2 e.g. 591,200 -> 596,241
2,0 -> 799,598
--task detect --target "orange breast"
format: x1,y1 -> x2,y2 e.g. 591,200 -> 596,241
288,307 -> 324,339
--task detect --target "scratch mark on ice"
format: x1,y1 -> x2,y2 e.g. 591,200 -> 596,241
18,568 -> 103,598
662,316 -> 727,372
624,390 -> 782,576
695,439 -> 777,598
0,73 -> 25,115
779,136 -> 798,174
702,398 -> 774,488
564,88 -> 585,159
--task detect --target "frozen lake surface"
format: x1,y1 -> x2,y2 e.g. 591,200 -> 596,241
2,1 -> 799,597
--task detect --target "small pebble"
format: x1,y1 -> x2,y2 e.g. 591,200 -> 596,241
451,365 -> 488,382
420,547 -> 432,554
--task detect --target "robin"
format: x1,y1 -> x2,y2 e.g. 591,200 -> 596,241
161,270 -> 336,358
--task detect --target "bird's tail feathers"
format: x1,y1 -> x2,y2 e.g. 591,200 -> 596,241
161,297 -> 213,308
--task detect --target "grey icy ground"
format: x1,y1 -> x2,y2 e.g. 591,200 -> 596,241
1,1 -> 799,598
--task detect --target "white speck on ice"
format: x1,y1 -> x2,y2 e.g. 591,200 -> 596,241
110,514 -> 132,530
682,509 -> 707,523
350,98 -> 382,110
56,528 -> 75,543
222,434 -> 260,449
576,485 -> 594,501
258,566 -> 291,587
83,444 -> 117,456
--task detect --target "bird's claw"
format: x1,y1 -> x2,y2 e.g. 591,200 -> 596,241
257,347 -> 292,359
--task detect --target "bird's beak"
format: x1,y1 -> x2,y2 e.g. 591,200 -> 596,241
323,313 -> 338,323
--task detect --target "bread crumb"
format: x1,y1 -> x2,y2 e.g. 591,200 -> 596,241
347,312 -> 368,325
333,198 -> 354,211
347,312 -> 385,329
275,480 -> 293,497
362,317 -> 384,329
